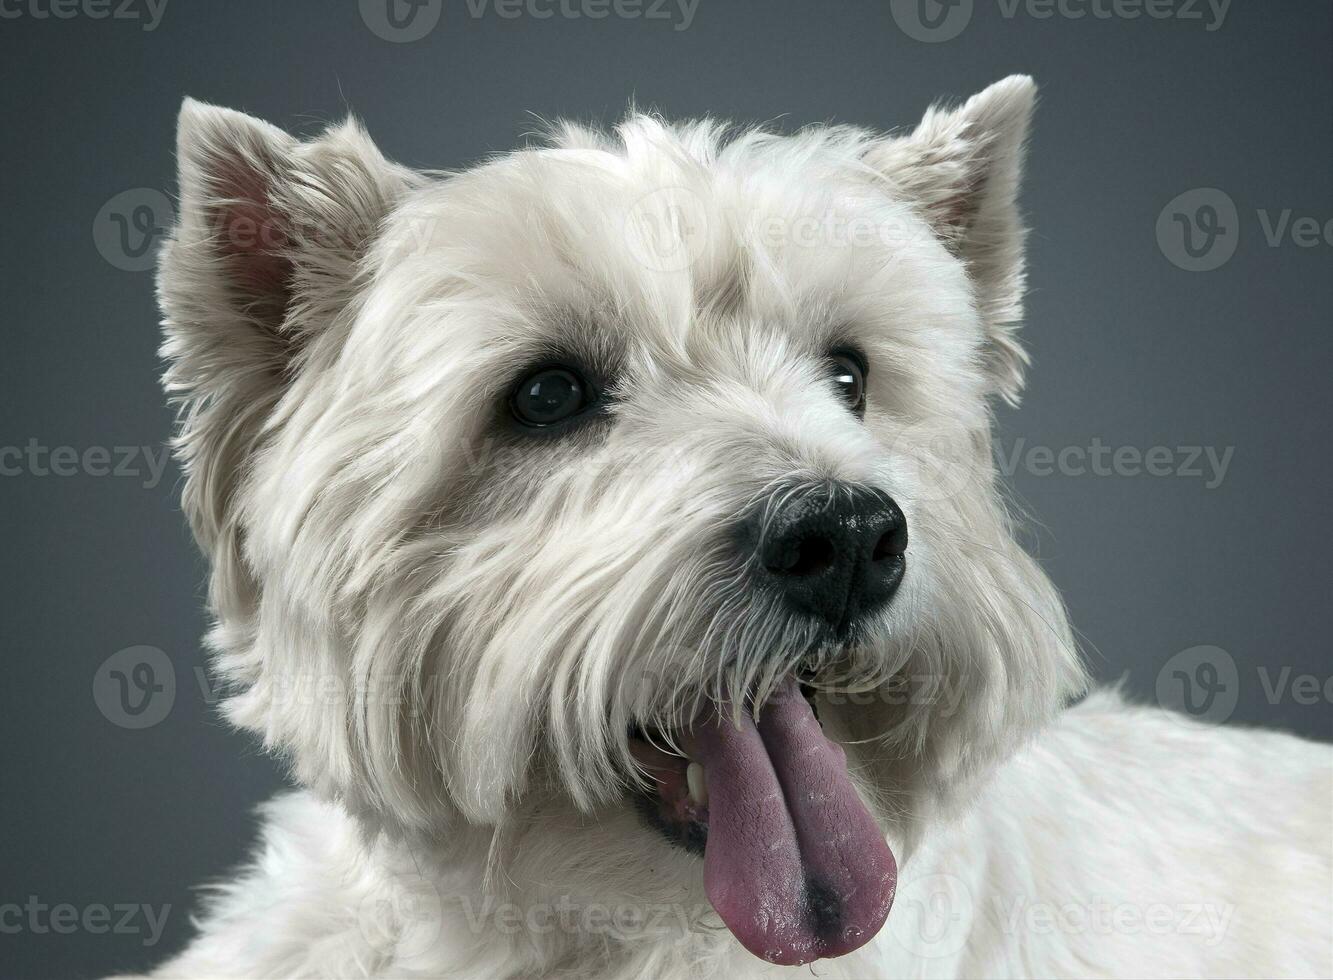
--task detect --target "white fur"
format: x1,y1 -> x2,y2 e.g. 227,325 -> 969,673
130,78 -> 1332,979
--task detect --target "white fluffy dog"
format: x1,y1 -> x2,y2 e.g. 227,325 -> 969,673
136,78 -> 1331,978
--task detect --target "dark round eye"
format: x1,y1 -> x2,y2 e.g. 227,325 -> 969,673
828,349 -> 867,417
510,366 -> 594,427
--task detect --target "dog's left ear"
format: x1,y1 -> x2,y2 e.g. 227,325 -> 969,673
865,75 -> 1037,404
160,101 -> 419,556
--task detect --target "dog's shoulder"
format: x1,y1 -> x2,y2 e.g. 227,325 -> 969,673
956,688 -> 1333,977
146,791 -> 398,978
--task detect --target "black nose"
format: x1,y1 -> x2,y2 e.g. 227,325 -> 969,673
754,483 -> 907,632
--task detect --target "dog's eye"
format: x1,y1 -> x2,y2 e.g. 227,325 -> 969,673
828,349 -> 867,417
510,366 -> 595,427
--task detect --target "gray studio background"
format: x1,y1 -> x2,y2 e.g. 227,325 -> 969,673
2,1 -> 1330,976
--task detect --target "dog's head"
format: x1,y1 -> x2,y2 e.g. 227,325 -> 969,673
159,77 -> 1084,966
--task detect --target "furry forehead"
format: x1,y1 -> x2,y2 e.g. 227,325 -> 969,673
360,108 -> 979,374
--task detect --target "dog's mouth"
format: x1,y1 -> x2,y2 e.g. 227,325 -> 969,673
627,674 -> 897,965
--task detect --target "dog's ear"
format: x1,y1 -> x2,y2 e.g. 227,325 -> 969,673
865,75 -> 1036,404
159,100 -> 416,554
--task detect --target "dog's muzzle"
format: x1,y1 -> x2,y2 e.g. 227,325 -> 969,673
751,482 -> 907,634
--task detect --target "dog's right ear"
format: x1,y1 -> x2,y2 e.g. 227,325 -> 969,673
159,100 -> 417,555
863,76 -> 1037,405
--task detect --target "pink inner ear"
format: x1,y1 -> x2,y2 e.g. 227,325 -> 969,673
937,193 -> 975,230
933,167 -> 986,243
210,161 -> 293,311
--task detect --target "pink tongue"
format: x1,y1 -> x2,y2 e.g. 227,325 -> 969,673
684,678 -> 897,965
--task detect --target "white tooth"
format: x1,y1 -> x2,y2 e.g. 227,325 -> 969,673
686,762 -> 708,806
